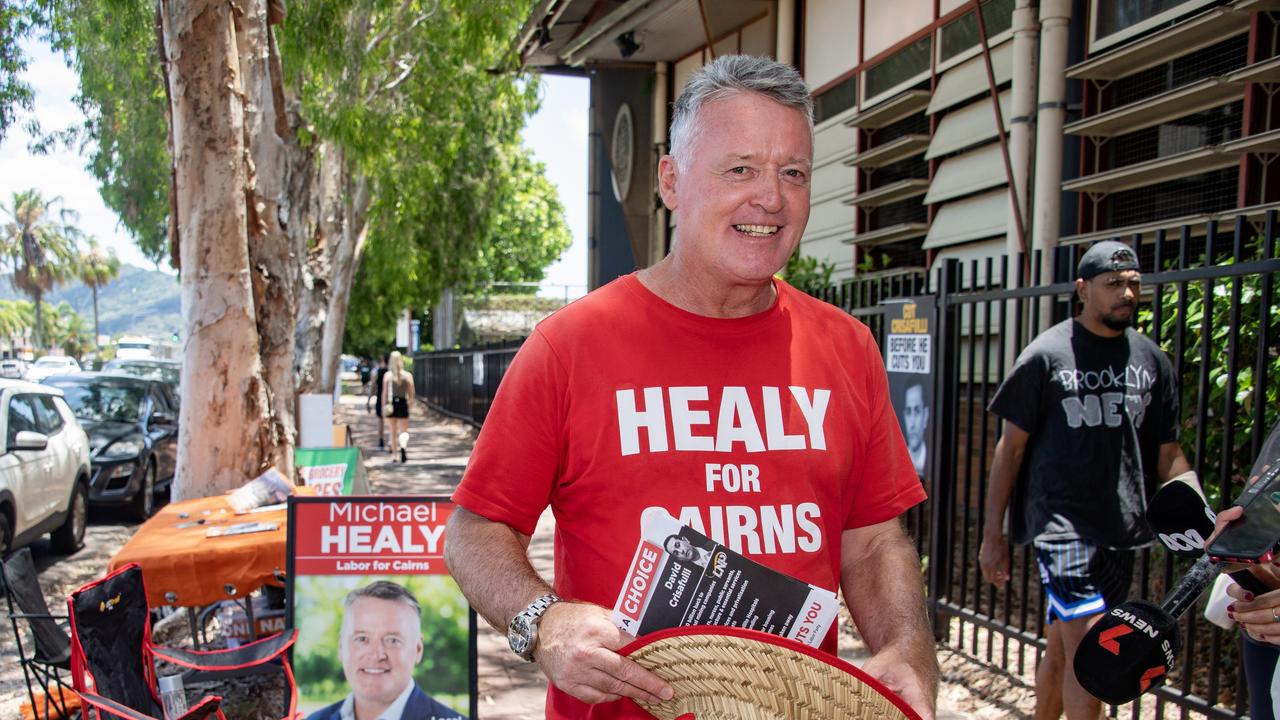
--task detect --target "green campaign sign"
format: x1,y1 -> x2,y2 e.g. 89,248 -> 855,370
295,447 -> 369,496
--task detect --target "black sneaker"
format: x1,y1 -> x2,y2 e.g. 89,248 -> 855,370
400,448 -> 407,463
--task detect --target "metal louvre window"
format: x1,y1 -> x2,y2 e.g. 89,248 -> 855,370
925,143 -> 1007,204
938,0 -> 1016,63
815,75 -> 858,126
875,111 -> 932,145
873,154 -> 929,186
927,40 -> 1013,115
1110,33 -> 1247,107
1095,0 -> 1205,41
864,36 -> 932,100
1108,101 -> 1241,168
871,195 -> 929,229
1107,167 -> 1237,227
923,190 -> 1009,249
927,91 -> 1011,160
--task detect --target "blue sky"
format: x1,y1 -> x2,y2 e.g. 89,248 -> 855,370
0,39 -> 589,297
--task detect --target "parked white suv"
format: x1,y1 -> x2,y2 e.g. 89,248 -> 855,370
0,380 -> 92,554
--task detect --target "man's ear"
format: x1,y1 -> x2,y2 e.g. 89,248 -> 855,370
1075,278 -> 1088,304
658,155 -> 679,210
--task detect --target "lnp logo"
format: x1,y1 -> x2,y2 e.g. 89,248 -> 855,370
98,593 -> 122,613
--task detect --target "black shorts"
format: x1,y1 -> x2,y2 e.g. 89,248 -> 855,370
390,396 -> 409,418
1034,537 -> 1134,624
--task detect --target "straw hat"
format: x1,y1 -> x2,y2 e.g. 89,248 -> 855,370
622,626 -> 920,720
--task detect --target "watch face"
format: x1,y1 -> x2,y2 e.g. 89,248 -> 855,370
509,615 -> 533,654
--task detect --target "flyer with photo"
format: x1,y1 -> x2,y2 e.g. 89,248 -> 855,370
611,507 -> 840,648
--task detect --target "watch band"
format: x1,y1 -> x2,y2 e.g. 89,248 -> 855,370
509,593 -> 561,662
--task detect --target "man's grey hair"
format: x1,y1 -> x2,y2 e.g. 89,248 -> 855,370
342,580 -> 422,631
669,54 -> 814,169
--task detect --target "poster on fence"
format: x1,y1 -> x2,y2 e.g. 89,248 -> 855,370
287,496 -> 476,720
881,296 -> 935,482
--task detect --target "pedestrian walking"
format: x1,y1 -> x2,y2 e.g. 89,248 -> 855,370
980,240 -> 1198,720
383,351 -> 414,463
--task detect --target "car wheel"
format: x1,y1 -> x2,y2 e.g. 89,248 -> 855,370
132,461 -> 156,521
51,482 -> 87,553
0,513 -> 10,558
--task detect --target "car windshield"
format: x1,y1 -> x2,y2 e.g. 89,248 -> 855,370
52,381 -> 146,423
36,358 -> 71,367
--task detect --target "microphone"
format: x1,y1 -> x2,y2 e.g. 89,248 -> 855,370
1075,473 -> 1275,704
1146,474 -> 1271,595
1145,475 -> 1216,558
1073,555 -> 1218,705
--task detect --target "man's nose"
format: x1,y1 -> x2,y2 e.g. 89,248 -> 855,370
753,174 -> 784,213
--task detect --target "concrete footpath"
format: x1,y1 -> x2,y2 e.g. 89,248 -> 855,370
337,391 -> 1031,719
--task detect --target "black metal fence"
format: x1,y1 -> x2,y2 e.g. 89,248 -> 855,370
415,212 -> 1279,718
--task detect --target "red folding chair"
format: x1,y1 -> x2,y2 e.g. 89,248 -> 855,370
68,562 -> 299,720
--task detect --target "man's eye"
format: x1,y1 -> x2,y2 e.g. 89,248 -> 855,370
729,166 -> 748,174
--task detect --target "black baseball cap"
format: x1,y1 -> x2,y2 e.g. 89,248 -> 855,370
1077,240 -> 1140,281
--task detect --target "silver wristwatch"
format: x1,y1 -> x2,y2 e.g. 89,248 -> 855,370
508,593 -> 561,662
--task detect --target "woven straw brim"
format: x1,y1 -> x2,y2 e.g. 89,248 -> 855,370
627,632 -> 913,720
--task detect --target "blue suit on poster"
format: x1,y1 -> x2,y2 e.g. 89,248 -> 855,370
306,682 -> 467,720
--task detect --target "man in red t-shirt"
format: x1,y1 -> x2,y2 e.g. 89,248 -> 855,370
444,55 -> 938,719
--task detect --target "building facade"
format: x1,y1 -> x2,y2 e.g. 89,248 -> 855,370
515,0 -> 1280,289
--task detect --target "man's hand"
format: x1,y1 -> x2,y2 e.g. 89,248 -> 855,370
861,645 -> 936,720
979,534 -> 1010,586
534,602 -> 673,706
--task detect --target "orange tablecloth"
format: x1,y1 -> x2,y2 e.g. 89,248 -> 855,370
110,494 -> 290,608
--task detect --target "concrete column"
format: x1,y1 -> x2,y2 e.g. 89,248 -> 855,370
776,0 -> 796,65
1031,0 -> 1072,285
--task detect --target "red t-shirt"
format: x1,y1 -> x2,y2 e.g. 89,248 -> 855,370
452,274 -> 925,718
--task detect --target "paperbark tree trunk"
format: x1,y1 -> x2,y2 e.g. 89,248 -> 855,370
161,0 -> 363,498
239,0 -> 297,479
161,0 -> 274,499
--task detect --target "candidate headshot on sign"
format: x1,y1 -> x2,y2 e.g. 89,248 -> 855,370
902,383 -> 929,478
306,581 -> 468,720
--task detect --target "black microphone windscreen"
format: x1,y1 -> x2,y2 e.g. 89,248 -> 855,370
1075,600 -> 1180,705
1146,479 -> 1216,558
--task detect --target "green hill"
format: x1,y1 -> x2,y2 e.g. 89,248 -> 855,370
0,264 -> 181,340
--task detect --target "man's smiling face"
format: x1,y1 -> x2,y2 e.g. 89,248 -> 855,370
339,596 -> 424,710
659,91 -> 813,288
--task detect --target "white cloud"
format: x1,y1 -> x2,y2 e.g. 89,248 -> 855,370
0,37 -> 161,272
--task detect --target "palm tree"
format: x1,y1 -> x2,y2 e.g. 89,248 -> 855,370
0,299 -> 33,354
78,240 -> 121,351
47,302 -> 94,360
0,189 -> 82,351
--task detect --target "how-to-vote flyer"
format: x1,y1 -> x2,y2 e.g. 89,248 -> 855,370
611,507 -> 840,648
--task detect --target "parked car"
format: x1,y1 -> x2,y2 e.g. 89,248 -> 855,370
0,359 -> 28,379
101,359 -> 181,407
25,356 -> 82,382
42,373 -> 178,520
0,379 -> 92,555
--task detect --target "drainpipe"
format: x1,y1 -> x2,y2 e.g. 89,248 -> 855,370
1031,0 -> 1072,304
652,62 -> 670,266
1006,0 -> 1039,366
1007,0 -> 1038,277
776,0 -> 796,66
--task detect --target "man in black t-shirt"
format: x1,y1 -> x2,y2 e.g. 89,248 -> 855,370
979,240 -> 1197,720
